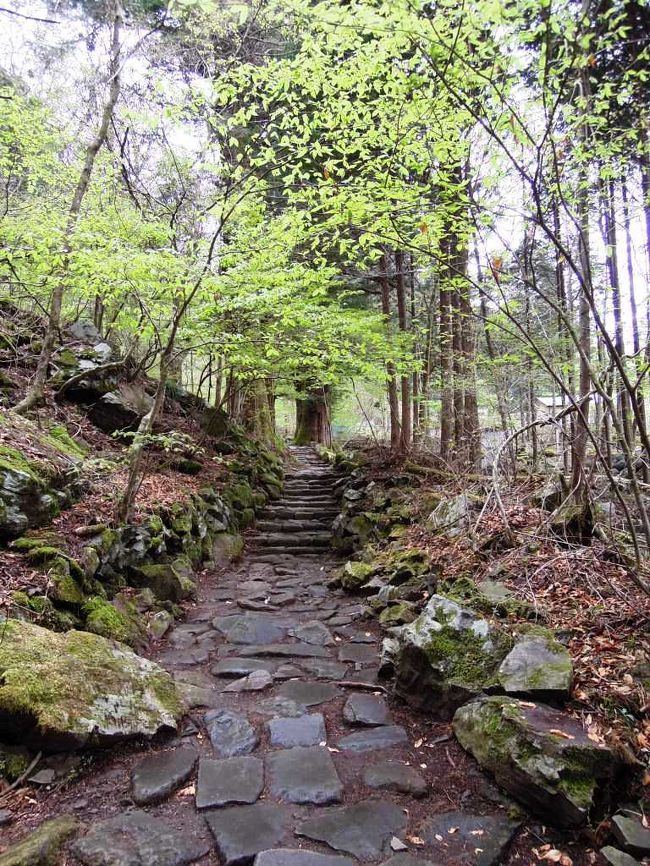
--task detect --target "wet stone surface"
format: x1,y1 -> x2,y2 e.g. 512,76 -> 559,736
268,713 -> 327,747
266,745 -> 343,804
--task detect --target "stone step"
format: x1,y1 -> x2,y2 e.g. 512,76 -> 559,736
279,494 -> 338,503
255,543 -> 332,554
256,520 -> 332,533
256,531 -> 332,545
261,509 -> 339,521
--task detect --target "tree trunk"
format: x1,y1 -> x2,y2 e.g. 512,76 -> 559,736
294,387 -> 331,445
395,250 -> 412,450
439,235 -> 454,462
14,0 -> 124,414
380,252 -> 401,449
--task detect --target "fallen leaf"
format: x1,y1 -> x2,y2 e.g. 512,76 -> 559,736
549,729 -> 575,740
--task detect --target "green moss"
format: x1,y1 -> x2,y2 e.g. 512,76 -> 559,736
0,744 -> 31,781
0,444 -> 46,483
83,597 -> 134,644
45,425 -> 87,458
557,774 -> 595,808
424,626 -> 512,689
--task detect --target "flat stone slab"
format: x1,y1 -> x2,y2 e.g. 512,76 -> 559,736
258,696 -> 308,718
338,644 -> 376,664
212,614 -> 288,645
601,846 -> 642,866
73,810 -> 209,866
254,851 -> 355,866
212,658 -> 276,678
363,762 -> 427,798
290,621 -> 335,646
343,693 -> 392,726
277,681 -> 341,706
224,670 -> 274,692
268,713 -> 326,747
132,747 -> 198,805
204,709 -> 258,756
612,813 -> 650,857
204,803 -> 291,866
299,659 -> 349,679
297,802 -> 407,859
419,811 -> 521,866
267,746 -> 342,804
337,726 -> 408,752
196,756 -> 263,809
237,644 -> 330,658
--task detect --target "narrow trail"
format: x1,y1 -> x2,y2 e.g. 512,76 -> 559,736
57,447 -> 523,866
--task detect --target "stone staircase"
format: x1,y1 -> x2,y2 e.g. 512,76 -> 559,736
252,446 -> 341,558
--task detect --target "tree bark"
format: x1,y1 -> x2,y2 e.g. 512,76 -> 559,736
395,250 -> 412,450
294,386 -> 331,445
380,252 -> 401,449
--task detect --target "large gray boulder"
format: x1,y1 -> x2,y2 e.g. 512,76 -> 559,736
393,594 -> 572,716
453,695 -> 621,827
393,595 -> 508,716
0,618 -> 181,751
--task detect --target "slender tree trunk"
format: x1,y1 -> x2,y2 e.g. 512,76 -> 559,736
439,236 -> 454,462
395,250 -> 412,450
380,252 -> 401,449
14,0 -> 124,414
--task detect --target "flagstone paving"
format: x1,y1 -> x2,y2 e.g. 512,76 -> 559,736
67,446 -> 525,866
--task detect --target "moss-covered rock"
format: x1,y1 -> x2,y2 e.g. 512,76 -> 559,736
210,532 -> 243,565
378,601 -> 417,627
0,618 -> 181,750
9,591 -> 80,631
498,630 -> 573,700
0,815 -> 81,866
129,563 -> 185,603
339,559 -> 375,590
394,594 -> 512,717
82,596 -> 145,647
452,695 -> 621,827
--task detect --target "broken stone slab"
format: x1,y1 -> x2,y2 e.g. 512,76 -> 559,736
254,850 -> 355,866
72,811 -> 209,866
611,813 -> 650,858
498,634 -> 573,700
276,681 -> 341,706
266,745 -> 343,805
297,802 -> 407,859
212,658 -> 276,678
131,747 -> 198,805
342,693 -> 392,726
290,621 -> 335,646
224,670 -> 274,692
0,815 -> 80,866
601,846 -> 641,866
176,683 -> 222,710
419,811 -> 520,866
337,726 -> 408,752
204,708 -> 259,757
363,762 -> 428,798
212,614 -> 289,645
196,756 -> 264,809
268,713 -> 327,747
453,696 -> 621,827
0,619 -> 181,751
204,803 -> 291,866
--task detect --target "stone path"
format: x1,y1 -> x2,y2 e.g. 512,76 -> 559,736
67,446 -> 524,866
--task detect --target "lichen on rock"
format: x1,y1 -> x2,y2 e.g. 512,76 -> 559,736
0,618 -> 181,751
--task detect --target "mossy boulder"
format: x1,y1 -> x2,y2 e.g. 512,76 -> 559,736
498,632 -> 573,700
0,415 -> 84,540
339,560 -> 375,590
426,493 -> 473,536
0,618 -> 181,750
378,601 -> 417,627
210,532 -> 243,565
0,814 -> 81,866
394,594 -> 510,717
82,596 -> 145,648
129,563 -> 186,603
452,696 -> 621,827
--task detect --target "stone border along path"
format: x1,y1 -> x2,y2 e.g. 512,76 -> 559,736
66,446 -> 526,866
